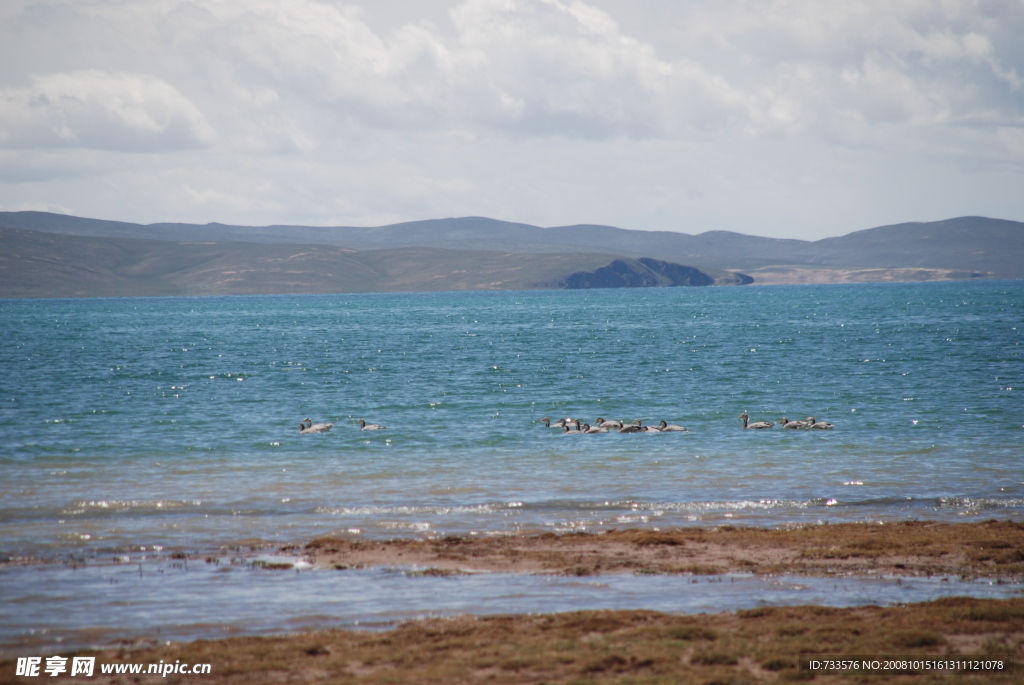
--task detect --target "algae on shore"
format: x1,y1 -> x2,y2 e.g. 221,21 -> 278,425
7,598 -> 1022,684
297,520 -> 1024,579
6,521 -> 1023,684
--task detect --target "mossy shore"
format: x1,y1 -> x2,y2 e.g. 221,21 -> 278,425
5,599 -> 1022,684
297,520 -> 1024,579
4,521 -> 1023,684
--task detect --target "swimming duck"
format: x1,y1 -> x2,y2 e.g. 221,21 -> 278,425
658,420 -> 689,432
582,423 -> 608,433
299,418 -> 333,434
594,417 -> 623,429
779,417 -> 809,429
739,413 -> 774,429
808,417 -> 834,429
358,419 -> 386,430
618,421 -> 644,433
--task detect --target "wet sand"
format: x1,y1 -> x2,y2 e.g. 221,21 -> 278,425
293,520 -> 1024,579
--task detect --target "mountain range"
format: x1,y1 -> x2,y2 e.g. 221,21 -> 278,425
1,211 -> 1020,298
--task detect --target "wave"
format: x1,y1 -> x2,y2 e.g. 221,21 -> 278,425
312,495 -> 1024,520
314,502 -> 524,516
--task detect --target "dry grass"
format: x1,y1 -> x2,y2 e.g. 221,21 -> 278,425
6,598 -> 1022,684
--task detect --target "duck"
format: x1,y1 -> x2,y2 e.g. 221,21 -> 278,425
618,420 -> 644,433
582,423 -> 608,433
808,417 -> 834,429
779,417 -> 809,429
299,418 -> 333,434
641,422 -> 663,433
562,423 -> 582,434
594,417 -> 623,429
358,419 -> 386,431
739,412 -> 774,429
658,420 -> 689,432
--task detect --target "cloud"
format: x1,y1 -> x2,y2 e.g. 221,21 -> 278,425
0,0 -> 752,142
0,0 -> 1021,237
447,0 -> 682,136
0,70 -> 216,151
3,0 -> 1019,147
665,0 -> 1024,138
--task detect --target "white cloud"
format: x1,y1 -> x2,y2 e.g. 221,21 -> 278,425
5,0 -> 1018,145
0,0 -> 1021,238
0,70 -> 216,151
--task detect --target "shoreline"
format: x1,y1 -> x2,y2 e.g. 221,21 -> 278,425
4,521 -> 1024,682
292,520 -> 1024,580
4,520 -> 1024,579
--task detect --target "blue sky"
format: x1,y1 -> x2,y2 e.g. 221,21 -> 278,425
1,0 -> 1022,240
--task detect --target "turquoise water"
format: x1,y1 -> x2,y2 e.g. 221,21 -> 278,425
1,281 -> 1023,654
2,281 -> 1022,560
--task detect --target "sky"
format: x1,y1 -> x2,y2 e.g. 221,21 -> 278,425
1,0 -> 1022,240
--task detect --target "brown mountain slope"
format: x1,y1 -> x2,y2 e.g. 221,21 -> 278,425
0,227 -> 375,297
0,227 -> 733,297
792,216 -> 1023,277
3,211 -> 1021,278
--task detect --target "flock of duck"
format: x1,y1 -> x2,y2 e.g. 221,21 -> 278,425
298,413 -> 834,435
541,417 -> 689,433
542,413 -> 834,433
740,412 -> 834,430
297,418 -> 385,434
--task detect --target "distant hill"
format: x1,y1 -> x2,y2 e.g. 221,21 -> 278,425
561,258 -> 727,289
0,226 -> 369,297
0,227 -> 734,298
790,217 -> 1024,277
0,211 -> 802,267
2,211 -> 1021,279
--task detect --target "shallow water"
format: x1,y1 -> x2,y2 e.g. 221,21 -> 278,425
2,558 -> 1021,657
1,281 -> 1022,653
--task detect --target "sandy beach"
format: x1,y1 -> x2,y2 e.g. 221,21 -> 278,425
5,521 -> 1023,684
